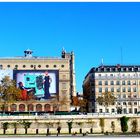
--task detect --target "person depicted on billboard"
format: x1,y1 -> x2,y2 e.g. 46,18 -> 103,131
43,71 -> 52,99
18,82 -> 28,100
18,82 -> 34,100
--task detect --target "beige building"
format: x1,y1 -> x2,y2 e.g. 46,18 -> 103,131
83,65 -> 140,114
0,49 -> 76,113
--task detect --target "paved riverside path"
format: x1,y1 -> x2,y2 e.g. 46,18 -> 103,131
0,133 -> 140,137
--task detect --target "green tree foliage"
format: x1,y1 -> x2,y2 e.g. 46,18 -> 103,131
11,122 -> 18,134
131,119 -> 138,133
120,116 -> 129,133
99,118 -> 105,133
2,122 -> 9,134
20,120 -> 32,134
67,121 -> 73,134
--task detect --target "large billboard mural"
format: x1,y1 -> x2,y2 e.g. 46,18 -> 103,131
0,69 -> 59,100
13,70 -> 59,100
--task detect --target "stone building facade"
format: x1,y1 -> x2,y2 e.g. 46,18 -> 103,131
83,65 -> 140,114
0,49 -> 76,112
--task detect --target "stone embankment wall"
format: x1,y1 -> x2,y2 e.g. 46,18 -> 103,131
0,114 -> 139,134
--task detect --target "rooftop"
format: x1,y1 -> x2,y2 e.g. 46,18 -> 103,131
85,64 -> 140,79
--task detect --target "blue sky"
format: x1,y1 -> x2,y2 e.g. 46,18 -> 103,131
0,2 -> 140,92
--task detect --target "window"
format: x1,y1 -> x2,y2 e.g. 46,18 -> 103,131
61,65 -> 64,68
129,108 -> 132,113
128,102 -> 131,105
110,74 -> 113,76
106,109 -> 109,113
105,81 -> 108,85
123,108 -> 127,114
99,88 -> 102,93
116,81 -> 120,85
133,87 -> 137,92
110,81 -> 114,85
98,81 -> 102,85
134,95 -> 137,98
111,88 -> 114,92
15,65 -> 18,68
105,88 -> 108,92
117,94 -> 121,98
112,102 -> 115,105
46,65 -> 49,68
127,81 -> 131,85
128,87 -> 131,92
7,65 -> 10,68
31,65 -> 33,68
123,102 -> 126,105
118,102 -> 121,105
38,65 -> 41,68
122,81 -> 125,85
62,83 -> 66,89
117,88 -> 120,92
112,109 -> 115,113
54,65 -> 57,68
122,88 -> 126,92
123,94 -> 126,98
134,102 -> 137,105
133,81 -> 136,85
99,109 -> 102,113
134,108 -> 137,114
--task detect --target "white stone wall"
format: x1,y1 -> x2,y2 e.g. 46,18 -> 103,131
0,115 -> 139,134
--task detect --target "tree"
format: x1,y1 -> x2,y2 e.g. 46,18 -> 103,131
11,122 -> 18,134
131,119 -> 138,133
78,99 -> 87,113
72,96 -> 87,112
76,122 -> 83,134
2,122 -> 9,134
120,116 -> 129,133
67,121 -> 73,134
45,122 -> 53,136
96,92 -> 116,113
0,76 -> 21,112
87,119 -> 95,133
99,118 -> 105,133
20,120 -> 32,134
72,96 -> 79,111
111,121 -> 115,133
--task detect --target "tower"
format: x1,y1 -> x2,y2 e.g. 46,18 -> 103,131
61,49 -> 76,98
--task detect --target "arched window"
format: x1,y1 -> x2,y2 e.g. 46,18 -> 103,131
10,104 -> 17,112
36,104 -> 42,112
44,104 -> 51,112
19,104 -> 25,112
27,104 -> 34,112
